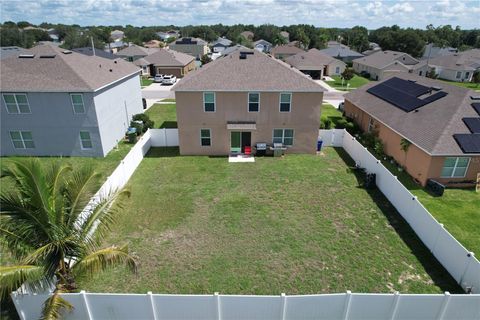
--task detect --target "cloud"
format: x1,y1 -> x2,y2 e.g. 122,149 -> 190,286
0,0 -> 478,29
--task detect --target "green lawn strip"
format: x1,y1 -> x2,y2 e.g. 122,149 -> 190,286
381,160 -> 480,256
160,98 -> 176,102
78,147 -> 459,294
326,75 -> 370,91
321,104 -> 346,128
145,103 -> 177,128
141,78 -> 154,87
438,79 -> 480,91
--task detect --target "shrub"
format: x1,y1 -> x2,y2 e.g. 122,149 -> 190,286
323,118 -> 332,129
373,139 -> 384,156
335,119 -> 348,129
132,113 -> 155,132
130,120 -> 143,136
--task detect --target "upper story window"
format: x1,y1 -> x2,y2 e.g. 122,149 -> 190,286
10,131 -> 35,149
79,131 -> 93,149
3,93 -> 30,114
248,93 -> 260,112
70,94 -> 85,114
279,93 -> 292,112
203,92 -> 215,112
441,157 -> 470,178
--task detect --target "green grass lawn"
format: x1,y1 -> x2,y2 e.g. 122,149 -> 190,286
145,103 -> 177,128
78,147 -> 459,295
321,103 -> 345,128
141,78 -> 153,87
160,98 -> 176,102
381,160 -> 480,257
326,75 -> 370,91
438,79 -> 480,91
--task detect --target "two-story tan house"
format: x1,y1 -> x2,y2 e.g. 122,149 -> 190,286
173,50 -> 324,155
344,74 -> 480,187
169,37 -> 208,60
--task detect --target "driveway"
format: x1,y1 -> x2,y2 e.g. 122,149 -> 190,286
142,80 -> 179,99
315,80 -> 346,102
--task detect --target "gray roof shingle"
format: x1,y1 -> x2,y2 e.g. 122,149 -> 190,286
285,48 -> 344,69
427,49 -> 480,71
271,45 -> 304,56
174,50 -> 324,92
144,49 -> 195,67
0,43 -> 140,92
319,46 -> 364,59
115,44 -> 159,57
353,50 -> 418,69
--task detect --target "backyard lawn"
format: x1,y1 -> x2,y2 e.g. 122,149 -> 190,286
141,77 -> 153,87
145,103 -> 177,128
326,75 -> 370,91
78,147 -> 460,295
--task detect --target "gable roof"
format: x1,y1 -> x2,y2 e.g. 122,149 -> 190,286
285,48 -> 344,69
0,46 -> 25,60
221,45 -> 250,56
345,74 -> 479,156
422,43 -> 458,59
144,49 -> 195,67
427,49 -> 480,71
115,44 -> 158,57
72,47 -> 117,60
0,43 -> 140,92
173,37 -> 207,46
212,37 -> 232,47
353,50 -> 418,69
320,45 -> 364,59
254,39 -> 272,46
174,50 -> 324,92
271,44 -> 304,56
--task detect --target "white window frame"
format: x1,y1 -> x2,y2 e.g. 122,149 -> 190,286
9,130 -> 35,149
279,93 -> 292,113
272,128 -> 294,146
70,94 -> 85,114
200,128 -> 211,146
2,93 -> 31,114
335,66 -> 340,74
247,92 -> 260,113
203,92 -> 215,112
455,71 -> 462,79
440,157 -> 470,178
79,131 -> 93,150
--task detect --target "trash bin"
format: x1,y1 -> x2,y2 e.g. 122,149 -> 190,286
317,140 -> 323,151
127,127 -> 137,143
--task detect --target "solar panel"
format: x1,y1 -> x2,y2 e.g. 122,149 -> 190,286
472,103 -> 480,116
421,91 -> 448,104
382,77 -> 431,97
463,118 -> 480,134
454,134 -> 480,153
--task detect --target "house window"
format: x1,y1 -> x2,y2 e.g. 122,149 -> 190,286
419,71 -> 423,76
10,131 -> 35,149
3,93 -> 30,114
465,72 -> 470,79
335,66 -> 340,74
79,131 -> 93,149
200,129 -> 211,146
440,157 -> 470,178
279,93 -> 292,112
273,129 -> 294,146
203,92 -> 215,112
456,71 -> 462,79
248,92 -> 260,112
70,94 -> 85,114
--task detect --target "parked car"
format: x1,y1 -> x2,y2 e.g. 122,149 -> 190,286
360,71 -> 370,78
338,102 -> 344,112
142,98 -> 147,110
162,75 -> 177,85
154,74 -> 164,83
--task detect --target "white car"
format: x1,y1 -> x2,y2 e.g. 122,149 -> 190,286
162,75 -> 177,85
154,74 -> 164,83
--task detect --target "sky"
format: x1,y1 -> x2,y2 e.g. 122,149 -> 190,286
1,0 -> 479,29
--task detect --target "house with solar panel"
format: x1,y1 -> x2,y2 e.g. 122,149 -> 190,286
344,74 -> 480,187
0,43 -> 143,157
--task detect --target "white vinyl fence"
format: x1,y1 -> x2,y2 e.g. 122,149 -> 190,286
11,291 -> 480,320
320,129 -> 480,294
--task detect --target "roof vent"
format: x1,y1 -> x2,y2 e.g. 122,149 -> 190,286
114,60 -> 117,64
239,53 -> 247,59
19,54 -> 35,58
431,86 -> 442,91
109,69 -> 113,72
62,50 -> 72,54
40,54 -> 56,58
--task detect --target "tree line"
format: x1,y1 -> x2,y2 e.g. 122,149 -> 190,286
1,21 -> 479,58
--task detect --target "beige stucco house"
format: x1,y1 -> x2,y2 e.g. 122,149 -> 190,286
270,44 -> 304,61
427,49 -> 480,82
168,37 -> 209,60
173,50 -> 325,156
352,50 -> 427,80
144,49 -> 196,78
285,48 -> 346,79
344,74 -> 480,187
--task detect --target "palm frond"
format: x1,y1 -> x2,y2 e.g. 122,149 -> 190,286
0,265 -> 45,299
45,162 -> 72,226
41,290 -> 73,320
72,245 -> 137,278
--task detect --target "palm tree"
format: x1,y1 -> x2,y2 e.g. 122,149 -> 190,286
400,138 -> 412,169
0,159 -> 136,319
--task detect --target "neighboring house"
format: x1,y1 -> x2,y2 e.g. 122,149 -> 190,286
344,74 -> 480,187
352,50 -> 428,80
133,58 -> 152,76
362,42 -> 381,56
47,29 -> 60,43
422,43 -> 458,59
0,46 -> 25,60
220,44 -> 250,57
144,40 -> 163,48
280,31 -> 290,42
173,50 -> 324,155
105,40 -> 127,53
144,49 -> 196,78
72,47 -> 117,60
240,31 -> 254,40
427,49 -> 480,82
327,41 -> 342,47
211,37 -> 233,53
115,44 -> 159,62
156,30 -> 180,41
319,43 -> 364,63
169,37 -> 209,59
270,44 -> 304,61
285,48 -> 346,79
254,39 -> 272,53
0,44 -> 142,157
110,29 -> 125,41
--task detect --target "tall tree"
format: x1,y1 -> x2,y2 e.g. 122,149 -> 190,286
0,160 -> 136,319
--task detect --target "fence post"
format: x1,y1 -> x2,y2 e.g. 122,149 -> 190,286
458,252 -> 475,290
389,291 -> 400,320
437,292 -> 451,320
342,291 -> 352,320
163,129 -> 168,147
280,293 -> 287,320
214,292 -> 221,320
81,291 -> 94,320
148,291 -> 158,320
